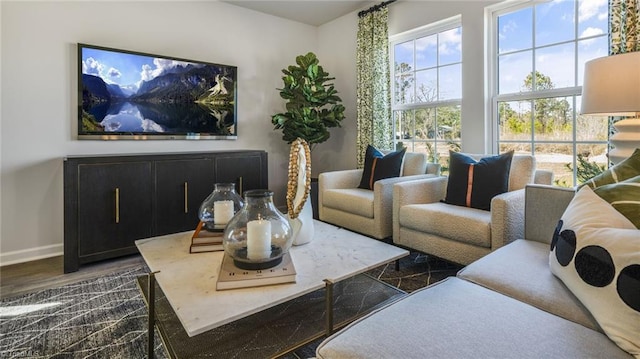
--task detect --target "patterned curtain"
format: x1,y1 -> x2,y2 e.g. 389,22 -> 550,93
356,7 -> 392,168
610,0 -> 639,55
608,0 -> 639,159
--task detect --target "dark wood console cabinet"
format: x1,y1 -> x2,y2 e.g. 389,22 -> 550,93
64,151 -> 268,273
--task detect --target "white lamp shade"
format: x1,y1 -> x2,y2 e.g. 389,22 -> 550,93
581,52 -> 640,164
581,51 -> 640,116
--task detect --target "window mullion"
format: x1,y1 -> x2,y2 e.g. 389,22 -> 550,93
392,99 -> 461,112
531,4 -> 537,91
496,86 -> 582,102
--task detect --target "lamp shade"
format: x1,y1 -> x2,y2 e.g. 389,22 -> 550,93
581,51 -> 640,116
581,52 -> 640,164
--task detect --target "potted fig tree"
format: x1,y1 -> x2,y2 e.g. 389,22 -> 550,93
271,52 -> 345,149
271,52 -> 345,244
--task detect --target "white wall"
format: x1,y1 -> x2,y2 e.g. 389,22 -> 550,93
1,0 -> 503,265
0,1 -> 318,264
315,13 -> 360,174
315,0 -> 500,175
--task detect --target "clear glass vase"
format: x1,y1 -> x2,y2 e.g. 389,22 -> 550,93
198,183 -> 244,232
223,190 -> 293,270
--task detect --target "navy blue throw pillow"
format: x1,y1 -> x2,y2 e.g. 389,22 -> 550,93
358,145 -> 406,190
443,151 -> 514,210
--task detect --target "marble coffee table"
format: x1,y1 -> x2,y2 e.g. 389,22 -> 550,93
136,220 -> 408,357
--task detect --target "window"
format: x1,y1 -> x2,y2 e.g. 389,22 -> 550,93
492,0 -> 609,186
390,16 -> 462,169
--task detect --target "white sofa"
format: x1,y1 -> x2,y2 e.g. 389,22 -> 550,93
315,185 -> 633,359
392,155 -> 553,265
318,152 -> 439,239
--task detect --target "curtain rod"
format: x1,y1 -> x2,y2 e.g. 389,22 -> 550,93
358,0 -> 397,18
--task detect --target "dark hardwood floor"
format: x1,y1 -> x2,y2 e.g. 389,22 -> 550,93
0,254 -> 146,299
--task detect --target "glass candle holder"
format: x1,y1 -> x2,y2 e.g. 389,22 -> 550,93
198,183 -> 244,232
223,190 -> 293,270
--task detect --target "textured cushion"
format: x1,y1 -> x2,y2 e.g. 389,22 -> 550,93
582,148 -> 640,189
316,277 -> 632,359
458,239 -> 600,331
399,202 -> 491,247
508,155 -> 535,191
401,152 -> 427,176
358,145 -> 406,190
444,151 -> 514,210
593,175 -> 640,228
323,188 -> 374,218
549,186 -> 640,357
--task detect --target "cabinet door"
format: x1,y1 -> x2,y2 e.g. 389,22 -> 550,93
77,162 -> 153,258
215,152 -> 267,196
155,158 -> 214,235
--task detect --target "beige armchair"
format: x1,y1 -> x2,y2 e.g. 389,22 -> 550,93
393,155 -> 553,265
319,152 -> 440,239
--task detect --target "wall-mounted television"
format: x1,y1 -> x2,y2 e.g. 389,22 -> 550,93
78,43 -> 237,140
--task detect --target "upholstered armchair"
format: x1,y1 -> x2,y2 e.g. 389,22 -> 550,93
319,152 -> 440,239
393,154 -> 553,265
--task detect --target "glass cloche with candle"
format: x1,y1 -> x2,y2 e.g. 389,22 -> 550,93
222,190 -> 293,270
198,183 -> 244,232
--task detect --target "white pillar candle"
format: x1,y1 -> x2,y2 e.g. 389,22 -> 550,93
213,200 -> 234,225
247,219 -> 272,260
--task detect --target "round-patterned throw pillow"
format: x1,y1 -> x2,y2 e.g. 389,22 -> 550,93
549,186 -> 640,357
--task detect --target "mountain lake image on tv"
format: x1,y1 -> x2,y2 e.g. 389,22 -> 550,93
78,43 -> 237,139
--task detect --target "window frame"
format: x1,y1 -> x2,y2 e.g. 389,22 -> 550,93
389,15 -> 463,157
488,0 -> 610,186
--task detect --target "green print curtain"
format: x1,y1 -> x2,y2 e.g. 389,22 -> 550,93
608,0 -> 639,155
610,0 -> 639,55
356,7 -> 392,167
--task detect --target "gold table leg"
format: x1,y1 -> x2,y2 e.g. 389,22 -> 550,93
324,279 -> 334,336
147,271 -> 160,359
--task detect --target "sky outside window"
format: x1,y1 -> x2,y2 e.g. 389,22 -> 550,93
415,34 -> 437,69
578,0 -> 609,37
391,18 -> 462,165
495,0 -> 609,186
393,26 -> 462,105
498,0 -> 608,94
438,28 -> 462,65
394,40 -> 413,71
535,43 -> 575,88
498,7 -> 532,53
535,0 -> 575,46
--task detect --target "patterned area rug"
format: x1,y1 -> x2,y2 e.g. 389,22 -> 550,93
0,266 -> 166,359
370,251 -> 463,293
0,252 -> 461,359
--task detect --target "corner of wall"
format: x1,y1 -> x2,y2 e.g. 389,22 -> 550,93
1,244 -> 63,267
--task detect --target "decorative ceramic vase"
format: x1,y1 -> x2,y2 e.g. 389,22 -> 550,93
222,190 -> 293,270
286,138 -> 314,245
289,199 -> 314,245
198,183 -> 244,231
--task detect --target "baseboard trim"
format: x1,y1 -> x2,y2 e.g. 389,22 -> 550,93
0,244 -> 63,267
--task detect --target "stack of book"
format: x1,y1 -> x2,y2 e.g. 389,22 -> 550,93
190,221 -> 224,253
216,252 -> 297,290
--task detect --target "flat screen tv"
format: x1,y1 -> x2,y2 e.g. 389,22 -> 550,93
78,43 -> 237,140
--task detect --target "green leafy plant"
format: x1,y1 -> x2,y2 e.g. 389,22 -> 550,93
271,52 -> 345,149
567,153 -> 606,184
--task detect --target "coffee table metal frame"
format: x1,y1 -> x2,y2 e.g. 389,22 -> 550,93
135,221 -> 408,358
138,271 -> 405,358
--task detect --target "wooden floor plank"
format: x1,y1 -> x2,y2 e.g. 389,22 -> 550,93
0,254 -> 146,299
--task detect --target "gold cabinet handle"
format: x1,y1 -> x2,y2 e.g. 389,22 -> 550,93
115,187 -> 120,224
184,182 -> 188,214
239,176 -> 243,195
